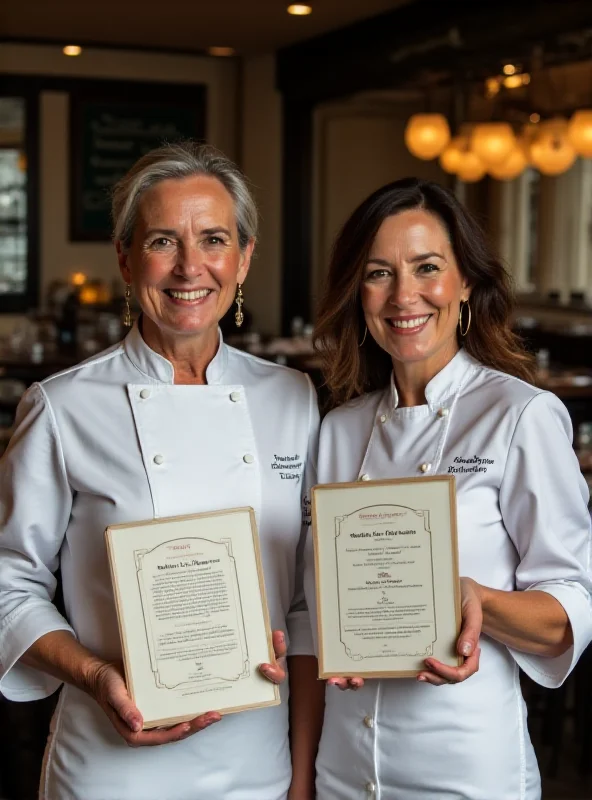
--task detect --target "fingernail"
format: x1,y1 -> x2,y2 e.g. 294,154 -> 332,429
460,642 -> 472,656
129,718 -> 142,732
417,675 -> 426,682
277,632 -> 285,644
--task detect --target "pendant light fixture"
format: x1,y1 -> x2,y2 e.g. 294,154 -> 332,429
404,114 -> 451,160
568,110 -> 592,158
530,117 -> 577,175
471,122 -> 517,167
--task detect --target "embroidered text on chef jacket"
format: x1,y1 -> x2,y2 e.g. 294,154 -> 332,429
0,325 -> 319,800
305,348 -> 592,800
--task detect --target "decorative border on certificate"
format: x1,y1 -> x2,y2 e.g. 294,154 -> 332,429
312,477 -> 461,679
335,505 -> 437,660
135,536 -> 250,691
105,507 -> 279,728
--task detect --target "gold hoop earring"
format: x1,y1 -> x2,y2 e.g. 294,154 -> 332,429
234,284 -> 244,328
458,300 -> 471,337
358,325 -> 368,347
123,284 -> 132,327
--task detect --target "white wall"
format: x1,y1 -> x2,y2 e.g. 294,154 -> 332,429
0,43 -> 240,329
312,95 -> 448,307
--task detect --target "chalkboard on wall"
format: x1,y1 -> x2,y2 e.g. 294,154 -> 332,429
70,81 -> 206,241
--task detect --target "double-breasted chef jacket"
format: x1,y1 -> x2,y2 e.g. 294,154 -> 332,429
305,348 -> 592,800
0,323 -> 319,800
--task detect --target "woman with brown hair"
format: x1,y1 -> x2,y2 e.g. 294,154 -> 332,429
303,178 -> 592,799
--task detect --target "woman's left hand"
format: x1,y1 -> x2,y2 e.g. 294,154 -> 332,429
327,578 -> 483,691
258,630 -> 287,684
418,576 -> 482,686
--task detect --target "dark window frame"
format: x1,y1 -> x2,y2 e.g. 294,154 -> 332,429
0,78 -> 40,312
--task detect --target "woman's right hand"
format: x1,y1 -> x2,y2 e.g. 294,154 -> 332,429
87,661 -> 221,746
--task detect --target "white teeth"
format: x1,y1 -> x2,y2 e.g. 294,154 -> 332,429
168,289 -> 211,300
390,315 -> 430,329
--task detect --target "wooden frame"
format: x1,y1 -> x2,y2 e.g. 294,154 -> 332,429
312,476 -> 461,679
105,506 -> 279,729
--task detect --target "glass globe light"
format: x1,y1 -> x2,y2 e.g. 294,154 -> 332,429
456,150 -> 486,182
471,122 -> 516,167
404,114 -> 451,160
568,110 -> 592,158
488,142 -> 528,180
439,136 -> 467,174
530,118 -> 576,175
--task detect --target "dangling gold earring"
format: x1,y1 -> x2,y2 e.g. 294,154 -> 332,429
123,284 -> 132,327
458,300 -> 471,337
358,325 -> 368,347
234,284 -> 244,328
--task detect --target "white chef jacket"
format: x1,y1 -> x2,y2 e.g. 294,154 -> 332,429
305,348 -> 592,800
0,324 -> 319,800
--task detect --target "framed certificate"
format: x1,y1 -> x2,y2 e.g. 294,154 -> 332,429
312,476 -> 461,678
105,507 -> 279,729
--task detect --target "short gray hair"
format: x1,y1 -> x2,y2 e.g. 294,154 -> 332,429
112,141 -> 258,251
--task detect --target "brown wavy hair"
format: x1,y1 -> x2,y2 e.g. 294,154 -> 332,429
314,177 -> 535,410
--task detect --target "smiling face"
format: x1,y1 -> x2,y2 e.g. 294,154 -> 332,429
361,208 -> 470,375
117,174 -> 253,344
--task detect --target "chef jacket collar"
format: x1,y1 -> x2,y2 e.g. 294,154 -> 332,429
124,320 -> 228,385
388,347 -> 478,412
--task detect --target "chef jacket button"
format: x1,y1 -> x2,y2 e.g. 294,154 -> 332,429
437,407 -> 449,418
230,391 -> 241,402
360,473 -> 370,482
243,454 -> 255,464
365,781 -> 376,793
139,389 -> 150,399
153,454 -> 164,465
363,715 -> 374,728
420,463 -> 432,473
379,414 -> 387,423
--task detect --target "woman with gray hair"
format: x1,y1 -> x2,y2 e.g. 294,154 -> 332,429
0,142 -> 319,799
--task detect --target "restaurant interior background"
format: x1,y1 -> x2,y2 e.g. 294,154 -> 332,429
1,0 -> 592,797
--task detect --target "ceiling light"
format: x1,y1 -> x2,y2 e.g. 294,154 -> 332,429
439,136 -> 467,174
63,45 -> 82,57
71,272 -> 87,286
530,117 -> 576,176
488,144 -> 528,181
485,77 -> 501,98
207,46 -> 235,57
287,4 -> 312,15
471,122 -> 517,167
568,110 -> 592,158
404,114 -> 450,160
503,74 -> 523,89
503,64 -> 516,75
456,150 -> 486,183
